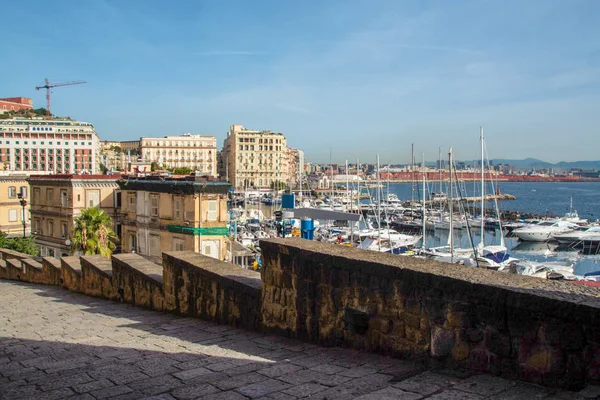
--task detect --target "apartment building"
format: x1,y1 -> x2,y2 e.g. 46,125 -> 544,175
117,176 -> 230,264
0,117 -> 101,174
0,175 -> 30,237
26,174 -> 121,258
221,124 -> 288,188
0,97 -> 34,113
285,147 -> 305,187
140,134 -> 217,176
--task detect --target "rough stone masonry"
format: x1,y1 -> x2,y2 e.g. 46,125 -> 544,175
2,237 -> 600,391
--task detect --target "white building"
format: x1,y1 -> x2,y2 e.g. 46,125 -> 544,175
140,134 -> 217,176
0,117 -> 101,174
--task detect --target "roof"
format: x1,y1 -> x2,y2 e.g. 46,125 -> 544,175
117,177 -> 231,195
27,174 -> 121,181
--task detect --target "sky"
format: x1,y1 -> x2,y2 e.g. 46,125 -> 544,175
2,0 -> 600,164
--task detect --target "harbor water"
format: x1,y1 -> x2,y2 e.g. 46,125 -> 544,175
368,181 -> 600,276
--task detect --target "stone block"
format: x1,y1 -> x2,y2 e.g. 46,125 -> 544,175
112,253 -> 165,311
42,257 -> 61,285
20,258 -> 45,283
80,256 -> 117,300
431,326 -> 456,358
162,251 -> 261,330
61,256 -> 83,293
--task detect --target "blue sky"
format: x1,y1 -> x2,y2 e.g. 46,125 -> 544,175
3,0 -> 599,164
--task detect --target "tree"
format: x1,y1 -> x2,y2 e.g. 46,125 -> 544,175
270,180 -> 287,190
172,167 -> 192,175
151,161 -> 160,171
0,232 -> 40,257
71,207 -> 118,258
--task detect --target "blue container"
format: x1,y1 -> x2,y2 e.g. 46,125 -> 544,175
301,218 -> 315,240
281,193 -> 295,209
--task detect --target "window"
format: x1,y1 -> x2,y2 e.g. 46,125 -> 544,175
86,190 -> 100,208
130,234 -> 137,252
128,193 -> 136,211
8,209 -> 17,222
173,240 -> 185,251
147,235 -> 162,256
174,197 -> 181,220
46,189 -> 54,204
48,220 -> 54,237
19,186 -> 27,198
60,190 -> 68,207
34,219 -> 41,234
150,194 -> 158,216
207,200 -> 218,221
33,188 -> 40,205
61,223 -> 67,238
8,186 -> 16,198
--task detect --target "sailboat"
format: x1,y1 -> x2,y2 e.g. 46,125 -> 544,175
462,127 -> 516,269
420,147 -> 473,263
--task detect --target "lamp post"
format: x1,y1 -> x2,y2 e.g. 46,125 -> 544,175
17,193 -> 27,238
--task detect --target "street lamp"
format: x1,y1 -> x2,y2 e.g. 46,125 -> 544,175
17,193 -> 27,238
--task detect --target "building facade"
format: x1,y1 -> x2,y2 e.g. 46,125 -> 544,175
0,117 -> 101,174
285,147 -> 305,188
221,124 -> 288,189
140,134 -> 217,176
0,97 -> 33,113
26,174 -> 121,258
0,175 -> 30,237
117,176 -> 230,264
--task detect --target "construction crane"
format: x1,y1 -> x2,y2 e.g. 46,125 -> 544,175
35,78 -> 86,116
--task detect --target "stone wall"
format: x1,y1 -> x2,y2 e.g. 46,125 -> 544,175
3,240 -> 600,390
0,248 -> 262,333
163,251 -> 262,329
260,238 -> 600,390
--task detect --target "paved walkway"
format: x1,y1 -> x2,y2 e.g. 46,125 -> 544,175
0,281 -> 595,400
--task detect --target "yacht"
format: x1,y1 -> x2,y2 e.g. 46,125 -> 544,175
553,226 -> 600,245
512,220 -> 579,242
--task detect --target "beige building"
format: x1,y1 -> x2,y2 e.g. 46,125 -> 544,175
285,147 -> 305,188
100,140 -> 142,172
117,176 -> 230,264
26,174 -> 121,258
0,117 -> 101,174
221,124 -> 288,188
0,175 -> 30,237
140,134 -> 217,176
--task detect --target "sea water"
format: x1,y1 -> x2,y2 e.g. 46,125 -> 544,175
367,181 -> 600,276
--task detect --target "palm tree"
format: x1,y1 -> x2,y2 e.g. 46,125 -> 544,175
71,207 -> 118,258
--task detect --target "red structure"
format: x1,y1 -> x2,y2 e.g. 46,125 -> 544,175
0,97 -> 33,112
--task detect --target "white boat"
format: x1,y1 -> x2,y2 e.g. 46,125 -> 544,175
356,237 -> 415,254
553,226 -> 600,245
561,197 -> 588,226
514,260 -> 577,280
512,220 -> 579,242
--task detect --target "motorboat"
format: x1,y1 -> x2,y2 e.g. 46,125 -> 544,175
553,226 -> 600,246
512,220 -> 579,242
356,237 -> 414,254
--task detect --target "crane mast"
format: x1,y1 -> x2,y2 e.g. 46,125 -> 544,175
35,78 -> 86,116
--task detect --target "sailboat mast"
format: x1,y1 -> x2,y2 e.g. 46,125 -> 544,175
449,147 -> 454,263
330,148 -> 334,200
411,143 -> 415,205
438,146 -> 443,214
345,159 -> 349,205
480,126 -> 485,250
376,154 -> 381,252
422,152 -> 426,249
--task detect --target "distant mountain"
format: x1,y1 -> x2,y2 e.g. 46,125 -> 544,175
490,159 -> 600,171
415,159 -> 600,171
461,158 -> 600,171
